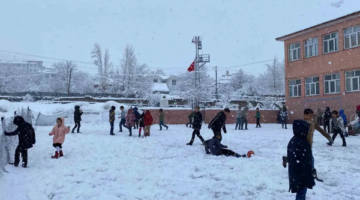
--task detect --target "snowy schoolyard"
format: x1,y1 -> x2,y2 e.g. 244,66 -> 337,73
1,116 -> 360,199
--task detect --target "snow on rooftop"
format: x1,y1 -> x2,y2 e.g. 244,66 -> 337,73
152,83 -> 169,92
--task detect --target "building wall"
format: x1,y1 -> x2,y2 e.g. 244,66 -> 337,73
145,109 -> 279,124
283,16 -> 360,121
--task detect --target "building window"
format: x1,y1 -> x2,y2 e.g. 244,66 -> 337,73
323,32 -> 338,54
172,80 -> 176,85
162,80 -> 166,83
344,26 -> 360,49
345,70 -> 360,92
289,79 -> 301,97
304,37 -> 318,58
305,76 -> 319,96
153,79 -> 158,83
288,43 -> 301,61
324,73 -> 340,94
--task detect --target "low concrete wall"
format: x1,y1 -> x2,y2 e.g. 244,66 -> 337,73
144,109 -> 279,124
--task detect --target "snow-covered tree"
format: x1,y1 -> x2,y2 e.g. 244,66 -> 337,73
91,43 -> 112,94
52,61 -> 78,96
177,66 -> 214,106
257,57 -> 285,95
119,44 -> 150,97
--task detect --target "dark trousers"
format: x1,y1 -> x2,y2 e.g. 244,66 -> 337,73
317,117 -> 323,126
256,118 -> 261,127
332,129 -> 346,145
235,118 -> 241,130
134,120 -> 139,129
220,149 -> 237,157
189,129 -> 205,144
240,117 -> 247,129
128,126 -> 132,136
14,145 -> 28,167
72,121 -> 81,133
296,188 -> 307,200
212,128 -> 222,142
159,121 -> 168,130
281,118 -> 287,129
119,119 -> 127,132
110,122 -> 114,134
53,143 -> 62,148
324,120 -> 330,133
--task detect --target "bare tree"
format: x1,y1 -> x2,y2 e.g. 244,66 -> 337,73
91,43 -> 112,93
52,61 -> 78,96
259,56 -> 285,95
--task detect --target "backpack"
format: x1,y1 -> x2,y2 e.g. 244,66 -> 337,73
26,124 -> 36,147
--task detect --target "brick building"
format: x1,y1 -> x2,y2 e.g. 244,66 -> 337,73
276,11 -> 360,121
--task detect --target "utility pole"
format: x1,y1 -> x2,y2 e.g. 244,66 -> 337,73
191,36 -> 210,107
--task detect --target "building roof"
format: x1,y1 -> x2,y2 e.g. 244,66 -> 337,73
276,10 -> 360,41
152,83 -> 169,92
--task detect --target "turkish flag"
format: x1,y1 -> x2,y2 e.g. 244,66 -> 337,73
187,61 -> 195,72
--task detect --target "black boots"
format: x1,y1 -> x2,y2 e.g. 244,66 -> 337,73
186,140 -> 193,145
282,156 -> 288,168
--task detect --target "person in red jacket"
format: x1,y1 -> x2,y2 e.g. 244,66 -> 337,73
143,110 -> 153,137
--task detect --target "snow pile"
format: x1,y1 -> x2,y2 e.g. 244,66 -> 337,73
1,124 -> 360,199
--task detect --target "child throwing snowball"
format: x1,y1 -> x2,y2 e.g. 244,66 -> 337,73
49,118 -> 70,159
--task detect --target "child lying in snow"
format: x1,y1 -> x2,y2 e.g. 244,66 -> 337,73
204,135 -> 246,158
49,118 -> 70,159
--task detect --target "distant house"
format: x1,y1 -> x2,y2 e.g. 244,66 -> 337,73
149,75 -> 179,93
0,60 -> 45,73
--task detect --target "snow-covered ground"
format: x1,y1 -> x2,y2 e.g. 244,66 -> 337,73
1,116 -> 360,200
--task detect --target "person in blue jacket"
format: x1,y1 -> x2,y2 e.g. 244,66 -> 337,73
339,109 -> 348,136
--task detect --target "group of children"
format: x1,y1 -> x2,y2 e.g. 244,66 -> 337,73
109,106 -> 165,137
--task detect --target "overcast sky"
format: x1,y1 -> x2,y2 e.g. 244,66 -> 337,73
0,0 -> 359,77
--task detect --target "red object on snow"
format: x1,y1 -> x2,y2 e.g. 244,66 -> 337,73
247,150 -> 255,158
187,61 -> 195,72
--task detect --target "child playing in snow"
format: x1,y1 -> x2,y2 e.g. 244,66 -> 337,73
49,118 -> 70,159
126,108 -> 135,136
282,109 -> 333,182
109,106 -> 116,136
138,111 -> 144,137
330,110 -> 347,147
143,110 -> 153,137
204,135 -> 246,158
159,109 -> 169,130
255,108 -> 261,128
287,120 -> 315,200
339,109 -> 348,136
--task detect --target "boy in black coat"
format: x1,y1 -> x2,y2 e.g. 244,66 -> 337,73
287,120 -> 315,200
186,106 -> 205,145
204,135 -> 246,158
208,108 -> 230,141
4,116 -> 36,168
72,105 -> 83,133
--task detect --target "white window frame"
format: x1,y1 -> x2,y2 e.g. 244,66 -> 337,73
345,70 -> 360,92
304,37 -> 318,58
324,73 -> 340,94
323,32 -> 339,54
305,76 -> 320,96
344,26 -> 360,49
289,79 -> 301,97
288,43 -> 301,62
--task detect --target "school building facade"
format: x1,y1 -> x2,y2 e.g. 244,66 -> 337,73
276,11 -> 360,121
